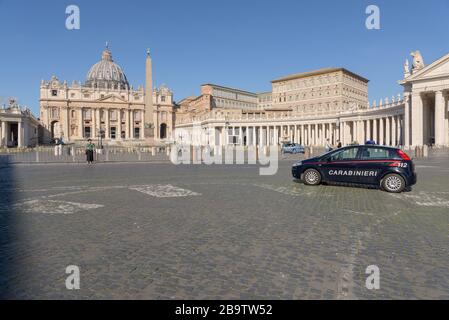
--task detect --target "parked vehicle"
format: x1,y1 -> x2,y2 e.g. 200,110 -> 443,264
282,143 -> 305,154
292,145 -> 416,193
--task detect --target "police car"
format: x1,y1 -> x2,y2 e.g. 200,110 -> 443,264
292,145 -> 417,193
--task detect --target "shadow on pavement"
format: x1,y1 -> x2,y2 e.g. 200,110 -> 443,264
0,155 -> 20,299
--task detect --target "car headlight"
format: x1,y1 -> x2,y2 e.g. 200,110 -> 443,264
293,161 -> 302,167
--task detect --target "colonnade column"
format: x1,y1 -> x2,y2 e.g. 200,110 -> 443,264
404,93 -> 411,146
411,93 -> 424,146
379,118 -> 384,145
300,125 -> 304,145
18,121 -> 23,148
373,119 -> 378,144
435,90 -> 446,146
392,116 -> 397,146
366,119 -> 371,141
385,117 -> 391,146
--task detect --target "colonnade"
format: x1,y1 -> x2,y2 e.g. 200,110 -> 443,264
197,114 -> 405,148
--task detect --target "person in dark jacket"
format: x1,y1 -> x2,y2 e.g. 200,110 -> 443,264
85,139 -> 95,164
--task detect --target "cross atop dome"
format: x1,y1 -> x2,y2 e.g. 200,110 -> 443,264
101,42 -> 113,62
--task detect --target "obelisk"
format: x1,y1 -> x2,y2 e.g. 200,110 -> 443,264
144,49 -> 154,139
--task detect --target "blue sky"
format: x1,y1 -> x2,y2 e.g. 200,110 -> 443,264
1,0 -> 449,114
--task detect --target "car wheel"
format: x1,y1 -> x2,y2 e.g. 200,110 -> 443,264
382,174 -> 405,193
303,169 -> 322,186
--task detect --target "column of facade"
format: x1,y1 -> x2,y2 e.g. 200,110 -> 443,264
78,108 -> 83,139
17,121 -> 23,147
435,90 -> 446,146
105,109 -> 110,139
411,93 -> 424,146
300,125 -> 304,145
94,108 -> 100,139
117,110 -> 122,140
140,114 -> 144,140
63,107 -> 69,141
404,93 -> 411,146
124,109 -> 130,139
2,121 -> 9,147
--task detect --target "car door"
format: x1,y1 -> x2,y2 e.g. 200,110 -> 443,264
358,147 -> 398,184
320,147 -> 362,183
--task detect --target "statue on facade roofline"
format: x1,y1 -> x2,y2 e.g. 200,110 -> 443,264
403,59 -> 410,77
411,50 -> 425,72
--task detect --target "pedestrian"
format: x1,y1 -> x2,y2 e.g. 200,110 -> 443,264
325,138 -> 332,152
85,139 -> 95,164
337,140 -> 342,149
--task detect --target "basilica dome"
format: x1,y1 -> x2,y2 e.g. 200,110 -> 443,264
85,46 -> 129,90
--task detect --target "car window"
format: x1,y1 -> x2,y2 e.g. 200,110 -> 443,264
361,148 -> 396,160
329,147 -> 359,161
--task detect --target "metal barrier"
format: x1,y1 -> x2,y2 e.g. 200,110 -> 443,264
0,146 -> 170,164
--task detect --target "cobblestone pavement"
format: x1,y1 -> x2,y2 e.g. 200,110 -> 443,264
0,152 -> 448,299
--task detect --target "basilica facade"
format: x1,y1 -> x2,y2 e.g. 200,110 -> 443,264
39,46 -> 175,145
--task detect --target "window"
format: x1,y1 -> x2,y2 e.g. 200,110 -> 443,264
110,110 -> 117,121
84,127 -> 91,138
161,96 -> 166,102
134,127 -> 140,139
330,147 -> 359,161
83,109 -> 92,120
110,127 -> 116,139
51,90 -> 58,97
360,148 -> 396,160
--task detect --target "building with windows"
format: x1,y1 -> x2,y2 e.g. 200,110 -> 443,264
39,45 -> 175,145
0,99 -> 40,148
174,50 -> 449,148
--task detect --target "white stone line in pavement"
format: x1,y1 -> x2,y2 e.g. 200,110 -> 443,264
129,185 -> 201,198
391,192 -> 449,208
0,199 -> 104,215
253,183 -> 333,197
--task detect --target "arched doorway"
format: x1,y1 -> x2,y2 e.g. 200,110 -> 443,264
51,121 -> 61,139
160,123 -> 167,139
